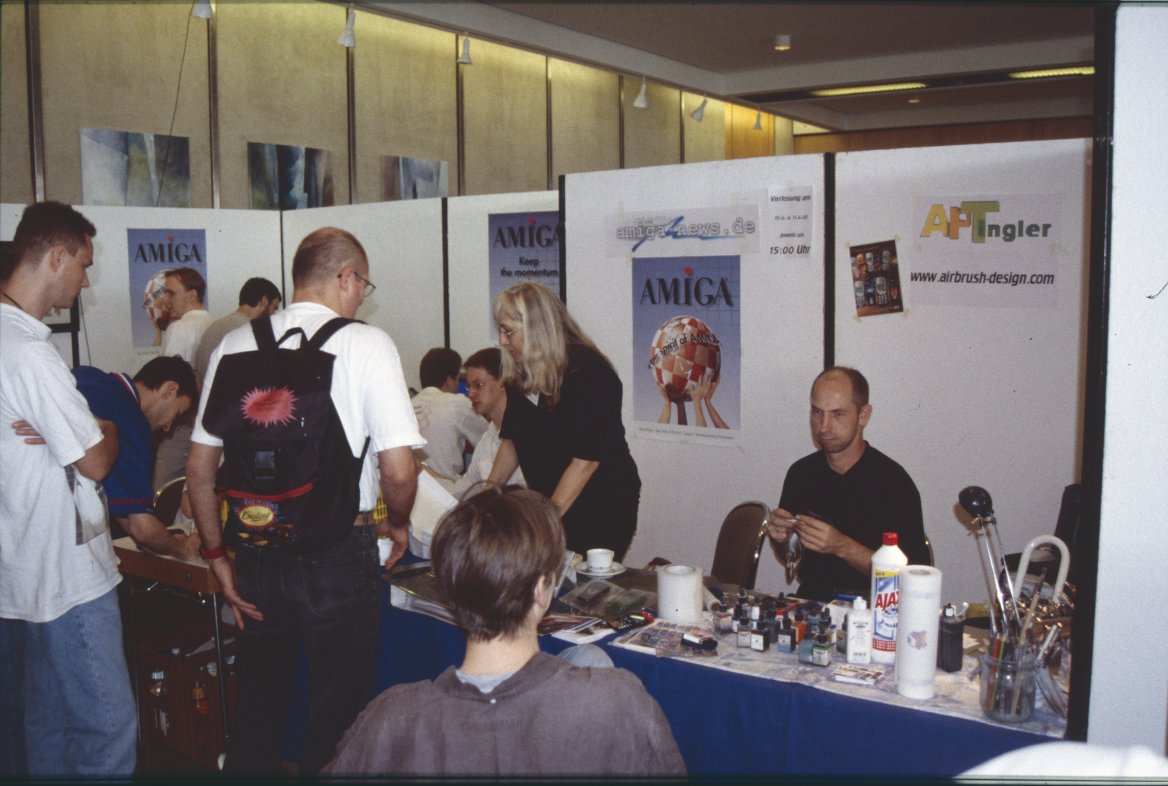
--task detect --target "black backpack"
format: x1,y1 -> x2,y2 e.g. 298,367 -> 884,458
201,315 -> 369,553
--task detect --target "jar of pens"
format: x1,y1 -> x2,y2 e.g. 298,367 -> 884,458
980,639 -> 1038,722
959,486 -> 1073,724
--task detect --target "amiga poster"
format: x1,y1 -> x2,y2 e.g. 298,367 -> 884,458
488,211 -> 562,324
127,228 -> 208,354
631,256 -> 741,446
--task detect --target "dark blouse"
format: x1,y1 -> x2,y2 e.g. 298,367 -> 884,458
501,344 -> 640,558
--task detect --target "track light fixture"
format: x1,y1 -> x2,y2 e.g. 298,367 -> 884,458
458,34 -> 473,65
752,111 -> 762,131
773,34 -> 791,52
337,6 -> 356,48
633,77 -> 648,109
191,0 -> 213,20
690,97 -> 708,122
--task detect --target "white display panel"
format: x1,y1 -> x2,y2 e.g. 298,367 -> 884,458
446,190 -> 559,360
280,200 -> 445,391
566,157 -> 827,592
835,139 -> 1090,604
1090,5 -> 1168,752
2,204 -> 282,375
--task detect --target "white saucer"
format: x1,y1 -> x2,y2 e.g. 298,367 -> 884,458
576,561 -> 626,578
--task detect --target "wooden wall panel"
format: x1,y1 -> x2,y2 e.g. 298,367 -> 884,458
37,3 -> 211,206
794,117 -> 1091,154
549,59 -> 619,181
682,93 -> 725,164
353,14 -> 457,203
216,2 -> 348,208
623,82 -> 680,170
774,116 -> 795,156
1,3 -> 32,204
460,38 -> 547,196
725,103 -> 775,160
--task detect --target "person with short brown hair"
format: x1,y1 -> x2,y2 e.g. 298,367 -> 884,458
159,266 -> 213,362
1,201 -> 136,776
325,485 -> 686,777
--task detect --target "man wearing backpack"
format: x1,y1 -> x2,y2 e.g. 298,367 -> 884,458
186,227 -> 423,775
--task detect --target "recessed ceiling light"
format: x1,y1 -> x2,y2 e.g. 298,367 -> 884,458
907,98 -> 921,104
810,82 -> 927,97
1008,66 -> 1094,79
773,34 -> 791,52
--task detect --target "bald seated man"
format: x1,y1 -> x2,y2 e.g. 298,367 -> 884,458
766,366 -> 929,601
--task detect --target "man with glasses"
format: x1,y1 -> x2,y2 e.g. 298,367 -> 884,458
187,227 -> 422,774
413,347 -> 487,481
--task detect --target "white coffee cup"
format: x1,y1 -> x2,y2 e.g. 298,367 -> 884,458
586,548 -> 614,572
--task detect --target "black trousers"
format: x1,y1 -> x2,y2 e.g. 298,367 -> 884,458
225,525 -> 379,774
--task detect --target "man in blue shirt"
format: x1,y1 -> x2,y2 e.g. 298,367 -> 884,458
73,356 -> 200,559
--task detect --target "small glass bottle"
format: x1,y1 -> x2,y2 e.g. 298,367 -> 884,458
148,668 -> 167,698
192,681 -> 210,716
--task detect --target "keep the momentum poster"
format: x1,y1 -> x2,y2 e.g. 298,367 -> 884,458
632,256 -> 740,445
488,211 -> 561,320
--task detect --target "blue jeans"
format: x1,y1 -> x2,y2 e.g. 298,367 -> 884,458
226,525 -> 379,774
1,589 -> 137,776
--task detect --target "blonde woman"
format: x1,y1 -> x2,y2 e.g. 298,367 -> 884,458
487,283 -> 640,561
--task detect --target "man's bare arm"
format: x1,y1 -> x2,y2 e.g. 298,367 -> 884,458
74,418 -> 119,481
377,446 -> 418,569
121,512 -> 201,561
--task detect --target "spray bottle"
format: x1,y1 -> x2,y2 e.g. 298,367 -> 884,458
870,531 -> 907,664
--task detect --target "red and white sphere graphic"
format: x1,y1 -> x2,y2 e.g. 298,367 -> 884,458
142,271 -> 169,324
649,315 -> 721,400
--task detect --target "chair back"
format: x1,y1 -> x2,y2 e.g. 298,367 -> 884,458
710,501 -> 770,589
153,476 -> 186,527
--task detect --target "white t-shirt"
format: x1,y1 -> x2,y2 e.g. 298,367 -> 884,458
412,386 -> 488,480
160,308 -> 214,363
440,421 -> 525,497
193,302 -> 425,510
0,304 -> 121,622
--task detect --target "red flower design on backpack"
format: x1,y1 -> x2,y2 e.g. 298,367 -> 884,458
240,386 -> 297,427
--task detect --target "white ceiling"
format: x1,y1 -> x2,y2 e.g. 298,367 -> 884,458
367,1 -> 1096,131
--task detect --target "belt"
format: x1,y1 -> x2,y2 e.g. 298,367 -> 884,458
354,511 -> 373,527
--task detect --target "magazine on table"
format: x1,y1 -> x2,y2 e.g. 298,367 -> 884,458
612,619 -> 716,657
538,614 -> 615,645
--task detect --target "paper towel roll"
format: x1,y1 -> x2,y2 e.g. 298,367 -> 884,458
657,565 -> 704,623
895,565 -> 943,699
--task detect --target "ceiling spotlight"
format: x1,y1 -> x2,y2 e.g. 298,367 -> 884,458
752,111 -> 762,130
907,98 -> 921,104
337,7 -> 356,48
773,34 -> 791,52
633,77 -> 649,109
191,0 -> 212,20
690,97 -> 708,122
458,34 -> 473,65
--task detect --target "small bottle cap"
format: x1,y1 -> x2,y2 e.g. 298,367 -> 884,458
882,532 -> 899,546
853,597 -> 867,611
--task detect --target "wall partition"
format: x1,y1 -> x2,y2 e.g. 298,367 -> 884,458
834,139 -> 1090,604
280,200 -> 446,391
564,156 -> 828,592
0,203 -> 283,376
